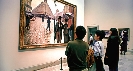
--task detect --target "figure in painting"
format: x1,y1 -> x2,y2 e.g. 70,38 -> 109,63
70,23 -> 74,40
46,17 -> 51,31
63,19 -> 69,43
25,14 -> 31,30
54,18 -> 56,43
56,16 -> 63,43
42,14 -> 45,22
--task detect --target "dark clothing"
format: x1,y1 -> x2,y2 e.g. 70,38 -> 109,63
46,19 -> 51,31
54,19 -> 56,41
26,15 -> 30,27
105,36 -> 120,66
42,16 -> 44,22
56,22 -> 63,43
95,56 -> 105,71
56,22 -> 63,32
63,23 -> 69,43
121,36 -> 128,52
65,39 -> 88,70
70,24 -> 74,41
109,64 -> 118,71
89,40 -> 93,46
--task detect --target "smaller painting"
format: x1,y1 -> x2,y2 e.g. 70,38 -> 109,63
102,30 -> 110,38
118,28 -> 130,41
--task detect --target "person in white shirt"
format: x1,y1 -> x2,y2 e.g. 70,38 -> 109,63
92,30 -> 105,71
89,34 -> 93,46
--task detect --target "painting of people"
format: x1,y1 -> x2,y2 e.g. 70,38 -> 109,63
19,0 -> 77,49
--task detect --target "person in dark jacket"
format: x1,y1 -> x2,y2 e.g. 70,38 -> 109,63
46,17 -> 51,31
63,19 -> 69,43
105,28 -> 120,71
120,31 -> 128,55
65,26 -> 88,71
25,15 -> 30,30
54,18 -> 56,43
42,14 -> 45,22
55,16 -> 64,43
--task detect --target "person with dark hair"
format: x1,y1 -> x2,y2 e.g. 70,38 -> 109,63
105,28 -> 120,71
65,26 -> 88,71
92,30 -> 105,71
120,31 -> 128,55
55,16 -> 63,43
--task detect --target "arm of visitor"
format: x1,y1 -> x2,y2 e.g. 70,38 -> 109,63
65,43 -> 70,56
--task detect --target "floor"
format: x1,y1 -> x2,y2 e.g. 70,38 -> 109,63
36,48 -> 133,71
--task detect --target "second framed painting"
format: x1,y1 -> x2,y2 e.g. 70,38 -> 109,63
118,28 -> 130,41
102,30 -> 110,38
19,0 -> 77,50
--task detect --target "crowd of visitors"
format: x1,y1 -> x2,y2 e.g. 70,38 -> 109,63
65,26 -> 127,71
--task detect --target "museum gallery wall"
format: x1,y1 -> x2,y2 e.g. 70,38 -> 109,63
0,0 -> 83,70
84,0 -> 133,48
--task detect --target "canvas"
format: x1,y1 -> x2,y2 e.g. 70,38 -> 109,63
102,30 -> 110,38
118,28 -> 130,41
19,0 -> 77,50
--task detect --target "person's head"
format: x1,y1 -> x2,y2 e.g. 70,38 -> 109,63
58,16 -> 62,22
94,30 -> 105,41
58,18 -> 61,22
65,19 -> 68,23
90,34 -> 92,36
76,26 -> 86,40
123,31 -> 128,37
109,28 -> 118,36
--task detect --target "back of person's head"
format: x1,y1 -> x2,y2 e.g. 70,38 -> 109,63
123,31 -> 128,37
76,26 -> 86,40
110,28 -> 118,36
90,34 -> 92,36
95,30 -> 105,40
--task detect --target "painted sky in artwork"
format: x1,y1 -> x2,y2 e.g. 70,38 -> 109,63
31,0 -> 65,14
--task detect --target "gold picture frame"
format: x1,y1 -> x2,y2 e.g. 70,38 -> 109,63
19,0 -> 77,50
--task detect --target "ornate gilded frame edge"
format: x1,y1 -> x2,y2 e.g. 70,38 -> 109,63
19,0 -> 77,50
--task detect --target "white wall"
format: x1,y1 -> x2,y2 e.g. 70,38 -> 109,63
0,0 -> 84,71
84,0 -> 133,48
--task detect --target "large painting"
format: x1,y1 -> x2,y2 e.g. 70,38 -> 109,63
19,0 -> 77,49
